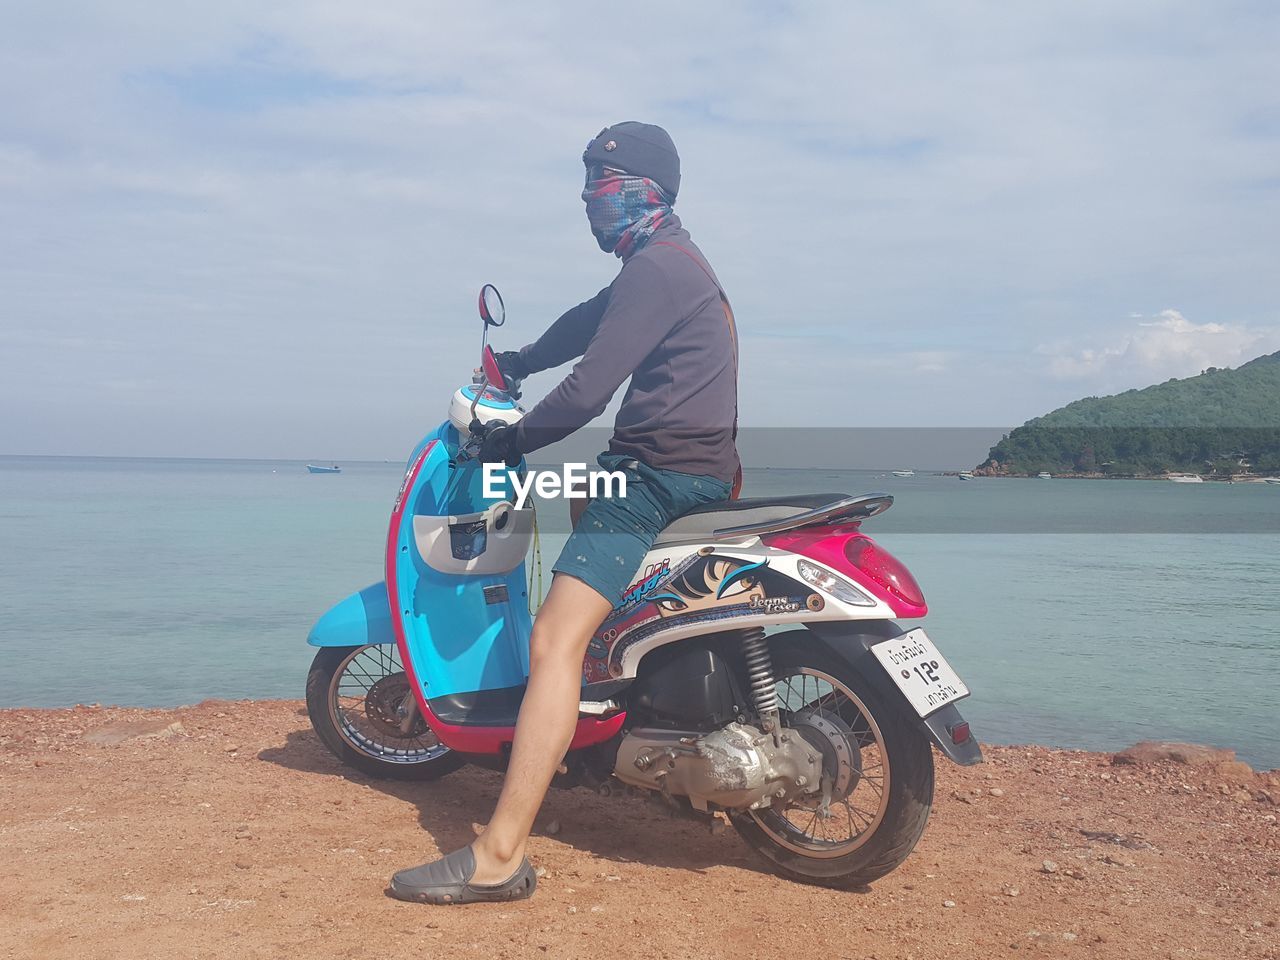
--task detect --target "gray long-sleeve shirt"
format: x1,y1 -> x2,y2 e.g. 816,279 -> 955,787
514,216 -> 740,483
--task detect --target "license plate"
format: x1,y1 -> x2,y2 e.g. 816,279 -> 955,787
871,628 -> 969,717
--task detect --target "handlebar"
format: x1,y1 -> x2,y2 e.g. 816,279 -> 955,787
455,419 -> 488,463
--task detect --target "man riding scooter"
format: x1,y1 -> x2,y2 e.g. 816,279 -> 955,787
390,121 -> 740,904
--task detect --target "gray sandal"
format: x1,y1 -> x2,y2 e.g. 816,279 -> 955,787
389,847 -> 537,905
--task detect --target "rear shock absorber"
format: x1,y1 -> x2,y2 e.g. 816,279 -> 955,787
741,627 -> 780,736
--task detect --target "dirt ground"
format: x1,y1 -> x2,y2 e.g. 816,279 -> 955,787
1,700 -> 1277,960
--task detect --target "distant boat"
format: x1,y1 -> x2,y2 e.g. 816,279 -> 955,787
1264,477 -> 1280,485
306,464 -> 342,474
1037,472 -> 1052,480
1167,474 -> 1203,484
891,469 -> 915,478
958,471 -> 975,481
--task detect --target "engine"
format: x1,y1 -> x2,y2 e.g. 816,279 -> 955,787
613,722 -> 822,812
612,641 -> 823,812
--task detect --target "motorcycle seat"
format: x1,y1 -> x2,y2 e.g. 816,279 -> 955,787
653,492 -> 892,546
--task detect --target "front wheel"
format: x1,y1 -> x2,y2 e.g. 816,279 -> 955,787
305,645 -> 465,781
730,631 -> 934,888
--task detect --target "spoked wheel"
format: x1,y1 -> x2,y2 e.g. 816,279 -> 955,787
305,645 -> 465,781
730,631 -> 934,888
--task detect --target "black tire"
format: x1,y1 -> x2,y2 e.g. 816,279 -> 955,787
305,645 -> 466,781
729,630 -> 934,888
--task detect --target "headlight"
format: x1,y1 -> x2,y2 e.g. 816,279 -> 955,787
796,559 -> 876,606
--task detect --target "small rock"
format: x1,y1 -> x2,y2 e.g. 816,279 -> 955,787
535,866 -> 548,879
1004,887 -> 1020,897
989,788 -> 1004,798
942,900 -> 956,908
566,906 -> 577,915
1041,860 -> 1059,874
234,860 -> 251,870
590,906 -> 603,913
544,820 -> 561,837
1062,932 -> 1078,942
224,743 -> 241,753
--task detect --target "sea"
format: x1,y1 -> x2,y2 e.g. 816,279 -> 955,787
1,455 -> 1277,769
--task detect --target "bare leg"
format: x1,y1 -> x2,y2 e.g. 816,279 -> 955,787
467,573 -> 613,884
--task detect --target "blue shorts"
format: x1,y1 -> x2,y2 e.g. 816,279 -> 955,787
553,452 -> 732,605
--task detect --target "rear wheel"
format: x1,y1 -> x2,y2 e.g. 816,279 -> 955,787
305,645 -> 465,781
730,631 -> 934,888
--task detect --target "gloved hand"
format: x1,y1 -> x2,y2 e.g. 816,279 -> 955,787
475,420 -> 522,468
492,350 -> 528,398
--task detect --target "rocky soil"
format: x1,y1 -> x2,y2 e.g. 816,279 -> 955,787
1,700 -> 1277,960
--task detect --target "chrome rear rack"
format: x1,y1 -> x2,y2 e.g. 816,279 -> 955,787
711,492 -> 894,540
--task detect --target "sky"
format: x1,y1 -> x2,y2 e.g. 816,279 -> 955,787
1,1 -> 1278,461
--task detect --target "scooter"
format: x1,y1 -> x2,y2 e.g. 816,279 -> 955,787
305,284 -> 981,888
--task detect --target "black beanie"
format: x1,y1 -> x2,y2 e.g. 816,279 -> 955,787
583,122 -> 681,199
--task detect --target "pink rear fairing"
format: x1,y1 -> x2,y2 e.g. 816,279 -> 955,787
763,525 -> 929,619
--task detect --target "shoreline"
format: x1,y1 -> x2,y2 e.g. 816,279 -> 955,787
954,471 -> 1280,481
2,700 -> 1277,959
4,697 -> 1276,772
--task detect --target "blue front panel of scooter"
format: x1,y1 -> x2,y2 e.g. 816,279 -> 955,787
392,425 -> 533,701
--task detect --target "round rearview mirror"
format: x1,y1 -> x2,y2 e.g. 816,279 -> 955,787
478,284 -> 505,327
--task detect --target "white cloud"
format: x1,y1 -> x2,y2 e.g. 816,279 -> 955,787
1039,310 -> 1280,385
1,2 -> 1278,454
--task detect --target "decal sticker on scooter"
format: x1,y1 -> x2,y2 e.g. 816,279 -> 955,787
617,559 -> 671,611
748,595 -> 806,614
580,554 -> 811,684
647,556 -> 768,616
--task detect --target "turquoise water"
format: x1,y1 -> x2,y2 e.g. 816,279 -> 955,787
1,456 -> 1277,768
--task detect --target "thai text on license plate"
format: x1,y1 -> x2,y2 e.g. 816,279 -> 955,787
871,628 -> 969,717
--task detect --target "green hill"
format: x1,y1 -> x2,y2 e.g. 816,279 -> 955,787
978,350 -> 1280,477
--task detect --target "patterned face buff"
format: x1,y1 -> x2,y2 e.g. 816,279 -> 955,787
582,163 -> 674,260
